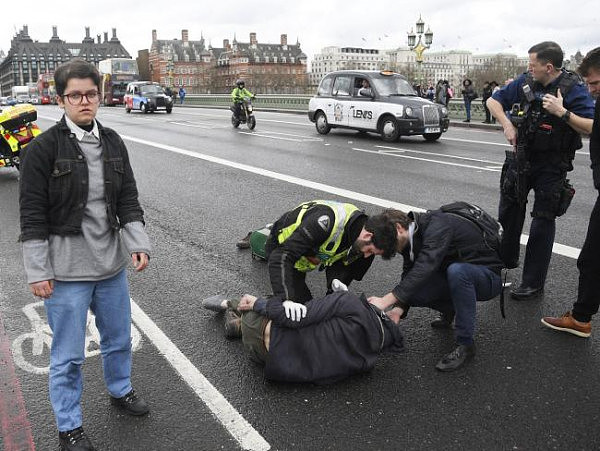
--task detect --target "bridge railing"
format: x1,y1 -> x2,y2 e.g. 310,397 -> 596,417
176,94 -> 488,120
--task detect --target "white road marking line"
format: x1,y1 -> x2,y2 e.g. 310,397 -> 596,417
353,147 -> 501,172
130,300 -> 270,451
441,136 -> 590,155
237,131 -> 320,142
119,133 -> 580,259
376,145 -> 502,165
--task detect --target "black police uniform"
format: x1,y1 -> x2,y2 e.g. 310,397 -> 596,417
493,70 -> 594,294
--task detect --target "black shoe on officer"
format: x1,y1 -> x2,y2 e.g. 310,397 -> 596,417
59,427 -> 96,451
110,389 -> 149,416
435,344 -> 475,372
431,311 -> 455,329
510,285 -> 543,300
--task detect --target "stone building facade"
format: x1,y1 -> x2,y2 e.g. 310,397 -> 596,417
148,30 -> 308,94
0,25 -> 130,96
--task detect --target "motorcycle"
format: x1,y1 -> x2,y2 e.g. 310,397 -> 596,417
230,96 -> 256,130
0,104 -> 42,170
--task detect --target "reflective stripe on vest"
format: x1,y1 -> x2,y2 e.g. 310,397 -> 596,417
277,200 -> 359,272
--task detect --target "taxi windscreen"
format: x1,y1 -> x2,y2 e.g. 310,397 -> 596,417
372,77 -> 416,96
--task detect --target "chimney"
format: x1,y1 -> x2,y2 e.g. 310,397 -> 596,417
182,29 -> 188,43
112,28 -> 117,39
23,25 -> 29,35
223,39 -> 229,49
250,32 -> 257,45
85,27 -> 90,38
104,32 -> 108,43
52,26 -> 58,37
152,29 -> 157,42
281,34 -> 287,46
97,34 -> 101,44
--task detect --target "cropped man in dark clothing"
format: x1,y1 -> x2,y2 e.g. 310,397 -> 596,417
487,41 -> 594,300
240,201 -> 386,312
206,291 -> 404,384
542,47 -> 600,337
367,206 -> 503,372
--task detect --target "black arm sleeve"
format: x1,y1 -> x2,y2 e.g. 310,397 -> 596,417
392,215 -> 453,303
267,207 -> 334,301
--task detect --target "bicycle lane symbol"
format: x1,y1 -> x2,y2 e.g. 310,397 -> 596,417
11,300 -> 142,375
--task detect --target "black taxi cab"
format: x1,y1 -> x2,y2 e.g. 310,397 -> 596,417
308,70 -> 449,142
124,81 -> 173,114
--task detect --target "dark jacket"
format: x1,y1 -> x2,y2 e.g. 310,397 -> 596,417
591,100 -> 600,190
392,210 -> 503,304
19,116 -> 144,241
256,292 -> 404,384
266,204 -> 373,301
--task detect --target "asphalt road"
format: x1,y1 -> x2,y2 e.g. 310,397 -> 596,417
1,104 -> 599,450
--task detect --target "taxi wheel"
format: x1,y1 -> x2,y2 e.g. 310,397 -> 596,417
315,111 -> 331,135
125,106 -> 131,113
380,116 -> 400,142
423,132 -> 442,142
166,108 -> 172,114
140,103 -> 148,114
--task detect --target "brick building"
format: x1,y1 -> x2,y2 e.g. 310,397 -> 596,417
0,25 -> 131,96
147,30 -> 308,94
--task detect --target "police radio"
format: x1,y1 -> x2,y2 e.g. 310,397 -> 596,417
522,84 -> 535,103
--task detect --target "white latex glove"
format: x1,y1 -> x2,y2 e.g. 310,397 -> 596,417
331,279 -> 348,292
282,300 -> 307,322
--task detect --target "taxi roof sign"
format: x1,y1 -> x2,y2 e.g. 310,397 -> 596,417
380,70 -> 397,76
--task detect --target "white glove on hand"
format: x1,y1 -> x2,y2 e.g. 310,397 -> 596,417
282,300 -> 307,322
331,279 -> 348,292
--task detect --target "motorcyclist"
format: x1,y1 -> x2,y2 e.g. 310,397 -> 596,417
231,79 -> 254,120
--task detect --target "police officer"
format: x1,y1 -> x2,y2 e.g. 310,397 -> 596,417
259,200 -> 387,313
487,41 -> 594,300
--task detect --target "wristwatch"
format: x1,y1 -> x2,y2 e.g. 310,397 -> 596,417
561,110 -> 572,122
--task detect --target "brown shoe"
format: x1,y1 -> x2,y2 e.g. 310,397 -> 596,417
236,232 -> 252,249
541,311 -> 591,338
224,310 -> 242,338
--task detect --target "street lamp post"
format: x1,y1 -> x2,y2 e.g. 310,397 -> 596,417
166,57 -> 174,88
407,15 -> 433,89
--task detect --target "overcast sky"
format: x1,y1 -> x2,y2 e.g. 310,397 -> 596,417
2,0 -> 599,65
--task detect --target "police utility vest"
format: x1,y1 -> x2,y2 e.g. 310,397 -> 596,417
519,70 -> 583,157
277,200 -> 360,272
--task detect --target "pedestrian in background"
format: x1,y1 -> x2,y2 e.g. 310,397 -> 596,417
461,78 -> 477,122
445,80 -> 453,107
19,59 -> 152,451
487,41 -> 594,301
178,86 -> 186,104
434,79 -> 447,105
482,81 -> 493,123
426,85 -> 435,101
542,47 -> 600,337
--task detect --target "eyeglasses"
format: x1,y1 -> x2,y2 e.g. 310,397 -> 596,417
62,91 -> 100,105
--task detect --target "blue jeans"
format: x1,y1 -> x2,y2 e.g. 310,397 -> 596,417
44,269 -> 133,432
405,263 -> 502,346
464,100 -> 472,120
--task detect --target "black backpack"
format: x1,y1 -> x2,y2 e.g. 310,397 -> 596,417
439,201 -> 503,254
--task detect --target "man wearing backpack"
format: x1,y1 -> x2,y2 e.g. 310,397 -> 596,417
366,203 -> 504,372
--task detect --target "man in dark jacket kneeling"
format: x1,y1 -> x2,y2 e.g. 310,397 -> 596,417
204,291 -> 404,384
367,206 -> 504,372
